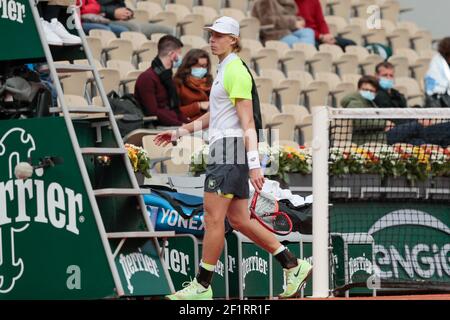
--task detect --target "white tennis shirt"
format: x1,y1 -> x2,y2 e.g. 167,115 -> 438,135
208,52 -> 253,146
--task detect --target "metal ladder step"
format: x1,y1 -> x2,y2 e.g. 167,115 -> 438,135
54,63 -> 94,72
80,147 -> 126,155
50,106 -> 107,113
94,188 -> 151,197
107,231 -> 175,239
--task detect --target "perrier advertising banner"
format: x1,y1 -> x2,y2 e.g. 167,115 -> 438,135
0,117 -> 116,299
0,0 -> 45,61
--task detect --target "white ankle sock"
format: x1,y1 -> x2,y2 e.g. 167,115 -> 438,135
200,260 -> 216,272
272,245 -> 286,256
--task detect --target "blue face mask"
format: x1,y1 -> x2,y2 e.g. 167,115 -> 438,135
379,77 -> 394,90
360,90 -> 375,101
173,54 -> 183,69
191,67 -> 208,79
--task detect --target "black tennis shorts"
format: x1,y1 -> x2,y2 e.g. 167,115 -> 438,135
204,137 -> 250,199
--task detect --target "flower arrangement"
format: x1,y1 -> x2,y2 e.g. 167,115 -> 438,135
189,142 -> 312,180
275,145 -> 312,181
189,144 -> 210,175
330,144 -> 450,182
189,142 -> 450,183
125,143 -> 151,178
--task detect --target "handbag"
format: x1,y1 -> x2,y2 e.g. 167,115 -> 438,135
144,186 -> 232,237
107,91 -> 145,136
425,94 -> 450,108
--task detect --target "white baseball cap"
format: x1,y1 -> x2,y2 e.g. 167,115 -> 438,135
204,16 -> 240,37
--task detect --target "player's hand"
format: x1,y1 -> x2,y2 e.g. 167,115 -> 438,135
250,168 -> 265,193
154,130 -> 177,147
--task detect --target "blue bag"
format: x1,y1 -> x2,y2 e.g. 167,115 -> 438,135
144,187 -> 206,237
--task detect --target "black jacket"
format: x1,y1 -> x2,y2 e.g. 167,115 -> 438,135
375,88 -> 408,125
374,88 -> 408,109
98,0 -> 126,20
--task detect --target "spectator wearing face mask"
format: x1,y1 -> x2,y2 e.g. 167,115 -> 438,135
134,35 -> 188,126
341,75 -> 450,147
341,75 -> 391,145
374,62 -> 408,109
173,49 -> 213,121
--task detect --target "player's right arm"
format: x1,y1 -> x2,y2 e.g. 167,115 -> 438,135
154,112 -> 210,146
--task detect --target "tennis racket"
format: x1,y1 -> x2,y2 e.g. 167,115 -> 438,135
248,155 -> 293,236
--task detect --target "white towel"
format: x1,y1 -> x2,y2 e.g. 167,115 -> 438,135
249,179 -> 313,207
425,53 -> 450,96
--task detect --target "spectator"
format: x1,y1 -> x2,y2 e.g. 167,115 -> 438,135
424,37 -> 450,108
251,0 -> 315,47
97,0 -> 174,39
341,75 -> 389,145
374,62 -> 408,109
134,35 -> 188,126
173,49 -> 213,121
294,0 -> 355,50
80,0 -> 129,36
38,0 -> 81,46
342,76 -> 450,147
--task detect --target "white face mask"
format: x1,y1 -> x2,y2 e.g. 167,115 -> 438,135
360,90 -> 376,101
191,67 -> 208,79
173,53 -> 183,69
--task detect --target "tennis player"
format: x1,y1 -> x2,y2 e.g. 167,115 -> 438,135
154,16 -> 312,300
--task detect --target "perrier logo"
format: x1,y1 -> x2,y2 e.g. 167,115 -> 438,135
0,128 -> 84,293
0,0 -> 26,24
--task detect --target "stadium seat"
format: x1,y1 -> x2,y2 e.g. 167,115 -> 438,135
281,104 -> 311,143
201,0 -> 223,12
388,54 -> 410,77
173,0 -> 196,9
265,40 -> 306,74
138,61 -> 151,71
326,0 -> 352,19
228,0 -> 250,12
192,5 -> 220,25
341,73 -> 362,88
345,45 -> 384,75
319,44 -> 358,75
395,77 -> 424,107
274,79 -> 302,107
107,39 -> 134,62
151,33 -> 167,42
288,70 -> 330,109
164,147 -> 192,174
85,36 -> 103,63
96,68 -> 121,96
325,15 -> 362,45
132,9 -> 150,23
180,35 -> 208,48
254,77 -> 274,104
136,1 -> 164,18
293,43 -> 333,75
142,133 -> 173,173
